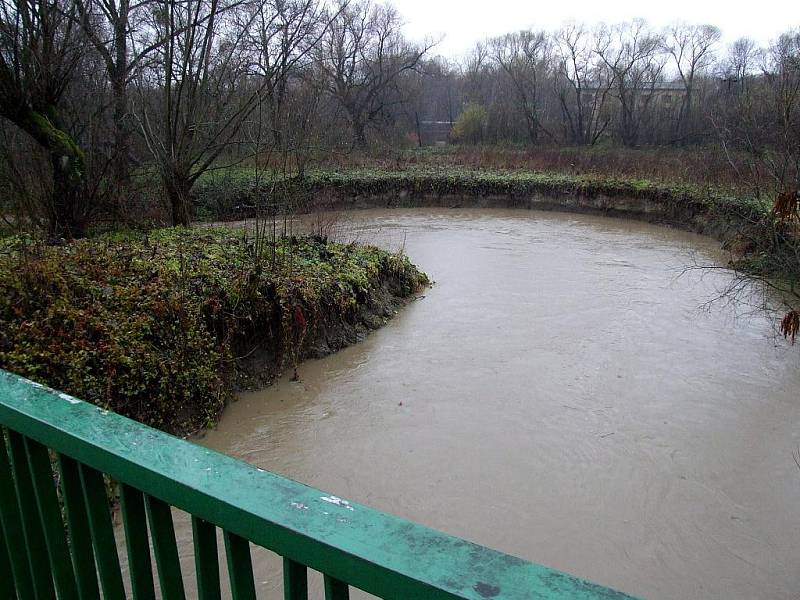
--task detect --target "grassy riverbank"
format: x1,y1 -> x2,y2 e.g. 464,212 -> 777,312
195,166 -> 766,221
325,145 -> 756,192
193,166 -> 768,245
0,228 -> 428,434
193,165 -> 800,306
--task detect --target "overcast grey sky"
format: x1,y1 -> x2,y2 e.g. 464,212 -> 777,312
394,0 -> 796,59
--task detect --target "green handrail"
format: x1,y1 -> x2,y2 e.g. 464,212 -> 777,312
0,369 -> 639,599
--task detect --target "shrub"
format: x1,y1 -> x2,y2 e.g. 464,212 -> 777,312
450,103 -> 488,145
0,229 -> 428,433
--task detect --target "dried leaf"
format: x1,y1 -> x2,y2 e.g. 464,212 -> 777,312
772,190 -> 799,222
780,309 -> 800,344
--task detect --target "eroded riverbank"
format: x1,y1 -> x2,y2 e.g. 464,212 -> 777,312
196,168 -> 767,244
0,228 -> 427,434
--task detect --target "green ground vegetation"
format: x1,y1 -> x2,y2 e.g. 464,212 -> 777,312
0,228 -> 428,434
193,165 -> 768,235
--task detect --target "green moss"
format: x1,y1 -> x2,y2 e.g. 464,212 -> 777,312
26,110 -> 86,175
0,229 -> 428,434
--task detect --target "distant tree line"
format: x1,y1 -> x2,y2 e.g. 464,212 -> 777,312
437,22 -> 798,198
0,0 -> 798,236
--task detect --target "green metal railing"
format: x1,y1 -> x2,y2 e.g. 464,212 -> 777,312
0,369 -> 638,599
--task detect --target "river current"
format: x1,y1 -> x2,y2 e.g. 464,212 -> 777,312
132,209 -> 800,599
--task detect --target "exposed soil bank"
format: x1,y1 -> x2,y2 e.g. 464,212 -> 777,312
291,170 -> 798,288
310,188 -> 745,240
197,168 -> 768,246
196,166 -> 800,302
235,277 -> 420,392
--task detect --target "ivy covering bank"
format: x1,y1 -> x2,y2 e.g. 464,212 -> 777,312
0,228 -> 428,434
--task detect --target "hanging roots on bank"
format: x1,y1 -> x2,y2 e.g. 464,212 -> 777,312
772,190 -> 799,222
780,309 -> 800,344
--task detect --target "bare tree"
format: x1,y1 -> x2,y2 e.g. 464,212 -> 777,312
72,0 -> 144,191
712,30 -> 799,198
135,0 -> 325,225
490,29 -> 554,144
664,22 -> 720,142
316,0 -> 433,149
595,20 -> 666,146
762,30 -> 800,193
725,37 -> 758,89
462,40 -> 490,103
244,0 -> 327,149
0,0 -> 90,237
135,0 -> 252,225
553,23 -> 611,145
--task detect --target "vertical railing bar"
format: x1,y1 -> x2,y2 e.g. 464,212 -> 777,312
0,429 -> 34,599
7,430 -> 56,600
283,557 -> 309,600
0,486 -> 17,600
223,529 -> 256,600
119,483 -> 157,600
144,494 -> 186,600
58,455 -> 101,600
0,518 -> 14,600
79,463 -> 126,600
25,437 -> 79,600
0,517 -> 13,600
192,516 -> 221,600
323,575 -> 350,600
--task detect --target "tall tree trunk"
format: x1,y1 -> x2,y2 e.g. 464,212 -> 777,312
525,111 -> 539,145
164,172 -> 193,227
50,153 -> 86,238
619,97 -> 638,147
676,88 -> 693,144
13,108 -> 87,238
267,93 -> 284,149
111,4 -> 131,192
574,90 -> 588,145
111,74 -> 131,188
271,125 -> 284,149
349,110 -> 368,149
352,121 -> 368,149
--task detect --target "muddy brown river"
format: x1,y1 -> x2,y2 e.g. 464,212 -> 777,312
124,209 -> 800,599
